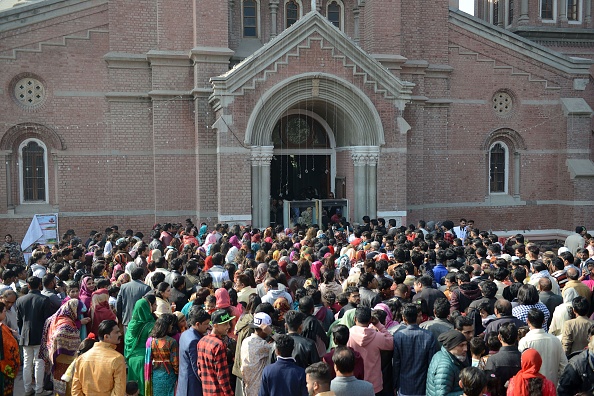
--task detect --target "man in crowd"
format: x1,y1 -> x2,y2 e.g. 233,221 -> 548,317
330,347 -> 374,396
420,297 -> 454,344
427,330 -> 468,396
483,299 -> 525,338
518,308 -> 567,385
347,306 -> 393,395
259,334 -> 308,396
71,320 -> 125,396
16,276 -> 51,396
483,323 -> 521,395
561,296 -> 594,355
279,310 -> 319,368
412,275 -> 446,314
241,312 -> 274,396
305,362 -> 335,396
197,309 -> 235,395
177,307 -> 211,396
116,267 -> 151,333
393,303 -> 437,396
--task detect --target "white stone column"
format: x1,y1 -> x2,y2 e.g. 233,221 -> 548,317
251,146 -> 274,228
513,152 -> 520,197
559,0 -> 568,22
351,146 -> 379,223
353,7 -> 360,43
585,0 -> 592,24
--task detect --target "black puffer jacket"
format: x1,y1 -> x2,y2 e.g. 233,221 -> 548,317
557,350 -> 594,396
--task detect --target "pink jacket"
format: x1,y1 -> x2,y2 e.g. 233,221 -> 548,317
347,323 -> 394,393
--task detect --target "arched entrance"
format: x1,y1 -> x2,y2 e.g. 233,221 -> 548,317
247,73 -> 385,227
270,110 -> 336,201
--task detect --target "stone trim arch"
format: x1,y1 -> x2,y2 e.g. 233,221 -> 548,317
1,123 -> 66,152
245,72 -> 385,147
481,127 -> 526,151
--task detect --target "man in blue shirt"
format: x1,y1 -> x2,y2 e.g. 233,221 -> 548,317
177,307 -> 211,396
393,303 -> 438,396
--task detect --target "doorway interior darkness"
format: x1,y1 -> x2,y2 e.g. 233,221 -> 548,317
270,154 -> 330,200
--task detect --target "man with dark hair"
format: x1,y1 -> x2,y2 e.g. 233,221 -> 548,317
299,296 -> 329,357
206,252 -> 229,289
16,276 -> 51,396
358,273 -> 380,308
512,284 -> 551,331
412,275 -> 446,314
260,334 -> 308,396
393,303 -> 437,396
557,324 -> 594,395
483,299 -> 526,338
518,308 -> 567,385
116,267 -> 151,333
197,309 -> 235,395
347,307 -> 393,394
468,280 -> 498,313
276,310 -> 319,368
322,325 -> 364,380
529,260 -> 561,294
537,277 -> 563,329
262,277 -> 293,305
450,272 -> 481,313
72,319 -> 125,395
41,273 -> 62,314
330,346 -> 374,396
458,367 -> 487,396
483,323 -> 521,395
420,297 -> 455,343
561,296 -> 594,355
177,307 -> 211,396
564,226 -> 586,256
305,362 -> 333,396
337,286 -> 359,319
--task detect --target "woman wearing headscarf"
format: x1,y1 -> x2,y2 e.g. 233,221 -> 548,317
506,348 -> 556,396
0,302 -> 20,395
373,303 -> 400,333
215,288 -> 242,339
125,296 -> 157,396
197,224 -> 208,245
273,297 -> 291,323
78,276 -> 95,310
39,299 -> 81,396
89,289 -> 117,336
144,314 -> 179,396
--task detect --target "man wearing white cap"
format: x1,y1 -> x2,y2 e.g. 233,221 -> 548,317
240,312 -> 274,396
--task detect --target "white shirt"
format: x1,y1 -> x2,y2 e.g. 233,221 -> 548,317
518,328 -> 567,385
452,226 -> 467,241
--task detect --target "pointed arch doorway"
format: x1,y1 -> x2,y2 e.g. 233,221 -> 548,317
270,110 -> 336,201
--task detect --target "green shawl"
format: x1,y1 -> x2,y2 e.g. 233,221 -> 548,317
124,299 -> 156,360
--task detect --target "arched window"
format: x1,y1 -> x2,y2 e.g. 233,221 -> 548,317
286,0 -> 299,28
243,0 -> 258,37
327,0 -> 343,30
19,139 -> 48,203
489,142 -> 508,194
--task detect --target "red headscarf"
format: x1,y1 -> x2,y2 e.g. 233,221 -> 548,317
508,349 -> 556,396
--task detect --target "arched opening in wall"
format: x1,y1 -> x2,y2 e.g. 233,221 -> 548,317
270,111 -> 334,201
19,139 -> 48,203
489,141 -> 508,194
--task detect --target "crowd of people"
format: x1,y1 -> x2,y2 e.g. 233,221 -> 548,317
0,217 -> 593,396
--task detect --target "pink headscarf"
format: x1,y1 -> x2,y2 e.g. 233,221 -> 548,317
311,261 -> 323,281
79,276 -> 94,309
229,235 -> 242,250
374,303 -> 397,330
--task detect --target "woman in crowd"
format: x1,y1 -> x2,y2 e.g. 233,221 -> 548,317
125,296 -> 156,396
154,282 -> 173,317
78,276 -> 95,310
0,301 -> 20,395
507,348 -> 556,396
89,288 -> 117,336
39,299 -> 82,396
144,314 -> 179,396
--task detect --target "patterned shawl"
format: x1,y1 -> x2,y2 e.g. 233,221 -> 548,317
39,299 -> 81,371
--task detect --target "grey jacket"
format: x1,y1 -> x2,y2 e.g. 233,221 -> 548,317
331,376 -> 375,396
116,279 -> 151,326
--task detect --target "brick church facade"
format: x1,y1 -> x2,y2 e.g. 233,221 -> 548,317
0,0 -> 592,237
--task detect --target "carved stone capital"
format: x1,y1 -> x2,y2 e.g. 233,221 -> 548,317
351,146 -> 379,166
250,146 -> 274,166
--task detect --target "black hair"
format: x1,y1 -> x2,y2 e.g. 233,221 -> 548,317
433,297 -> 450,319
517,284 -> 539,305
275,334 -> 295,358
27,276 -> 42,290
498,322 -> 518,345
354,306 -> 372,325
305,362 -> 332,387
299,296 -> 314,314
454,315 -> 474,330
284,310 -> 305,331
188,307 -> 211,325
572,296 -> 589,316
526,308 -> 544,329
331,324 -> 350,346
459,367 -> 487,396
150,313 -> 176,338
402,303 -> 418,324
469,336 -> 486,357
98,319 -> 119,341
332,346 -> 355,374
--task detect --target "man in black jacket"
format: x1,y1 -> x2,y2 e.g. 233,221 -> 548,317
16,276 -> 52,396
557,324 -> 594,396
484,323 -> 521,396
272,310 -> 320,368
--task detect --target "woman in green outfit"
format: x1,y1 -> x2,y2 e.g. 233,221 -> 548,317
124,295 -> 156,395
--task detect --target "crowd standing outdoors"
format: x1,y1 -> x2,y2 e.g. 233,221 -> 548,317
0,218 -> 593,396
